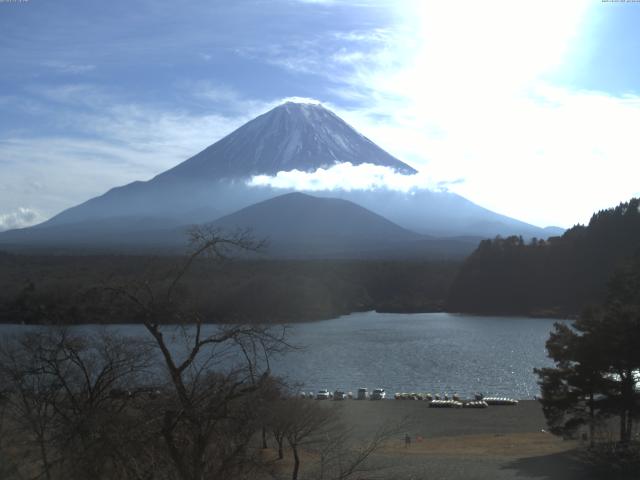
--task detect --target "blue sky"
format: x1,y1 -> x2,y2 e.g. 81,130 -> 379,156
1,0 -> 640,230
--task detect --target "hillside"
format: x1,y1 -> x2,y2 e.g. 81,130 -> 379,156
210,192 -> 429,257
445,198 -> 640,316
0,193 -> 480,259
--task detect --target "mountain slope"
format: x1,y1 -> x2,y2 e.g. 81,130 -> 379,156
0,215 -> 188,252
0,101 -> 562,250
310,188 -> 558,238
160,101 -> 416,180
35,101 -> 416,228
0,193 -> 479,259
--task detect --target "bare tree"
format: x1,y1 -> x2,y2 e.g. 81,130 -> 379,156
0,328 -> 154,480
0,332 -> 61,480
105,226 -> 290,480
0,380 -> 15,479
312,420 -> 405,480
267,399 -> 290,460
282,399 -> 337,480
265,396 -> 406,480
0,227 -> 408,480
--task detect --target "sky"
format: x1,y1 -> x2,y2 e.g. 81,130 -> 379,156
1,0 -> 640,230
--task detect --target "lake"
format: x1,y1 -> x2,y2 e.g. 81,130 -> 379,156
0,312 -> 568,399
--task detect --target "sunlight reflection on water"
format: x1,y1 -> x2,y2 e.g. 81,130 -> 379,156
0,312 -> 568,399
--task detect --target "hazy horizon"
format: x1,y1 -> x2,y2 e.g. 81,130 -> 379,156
2,0 -> 640,231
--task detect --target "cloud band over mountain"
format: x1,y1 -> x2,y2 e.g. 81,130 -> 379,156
247,162 -> 461,193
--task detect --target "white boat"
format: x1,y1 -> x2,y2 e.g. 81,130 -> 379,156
483,397 -> 518,406
428,399 -> 463,408
463,400 -> 489,408
316,389 -> 330,400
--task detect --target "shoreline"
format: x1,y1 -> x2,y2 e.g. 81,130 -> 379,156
0,308 -> 574,326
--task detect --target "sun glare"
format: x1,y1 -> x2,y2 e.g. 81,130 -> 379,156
337,1 -> 640,228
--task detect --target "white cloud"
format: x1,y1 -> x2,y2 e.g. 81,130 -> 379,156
0,207 -> 42,232
44,62 -> 96,74
326,84 -> 640,227
248,162 -> 447,192
274,0 -> 639,228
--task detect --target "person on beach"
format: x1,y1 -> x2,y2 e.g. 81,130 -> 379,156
404,433 -> 411,448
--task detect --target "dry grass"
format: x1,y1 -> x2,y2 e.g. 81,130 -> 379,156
381,432 -> 578,458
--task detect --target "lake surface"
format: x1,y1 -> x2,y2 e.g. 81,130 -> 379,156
0,312 -> 568,399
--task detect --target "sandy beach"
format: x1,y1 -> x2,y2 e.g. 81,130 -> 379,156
333,399 -> 548,440
270,400 -> 610,480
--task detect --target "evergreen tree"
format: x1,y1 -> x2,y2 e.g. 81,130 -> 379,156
535,259 -> 640,443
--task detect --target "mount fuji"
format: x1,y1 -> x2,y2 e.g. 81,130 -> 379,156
0,101 -> 562,256
162,101 -> 416,179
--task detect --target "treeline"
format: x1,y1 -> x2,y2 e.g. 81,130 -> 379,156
9,198 -> 639,324
0,253 -> 460,324
446,198 -> 640,316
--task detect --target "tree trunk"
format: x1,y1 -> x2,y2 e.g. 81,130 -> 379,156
620,410 -> 628,444
588,392 -> 595,448
291,444 -> 300,480
620,371 -> 634,444
162,411 -> 191,480
38,435 -> 52,480
625,371 -> 634,444
277,437 -> 284,460
193,440 -> 206,480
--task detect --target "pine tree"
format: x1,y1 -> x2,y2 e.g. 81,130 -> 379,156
535,258 -> 640,444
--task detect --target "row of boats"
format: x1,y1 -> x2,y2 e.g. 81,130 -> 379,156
428,398 -> 518,408
396,393 -> 518,406
307,388 -> 387,400
300,389 -> 518,406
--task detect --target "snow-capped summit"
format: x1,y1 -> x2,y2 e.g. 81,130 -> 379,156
279,96 -> 322,105
158,101 -> 416,180
2,100 -> 562,247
